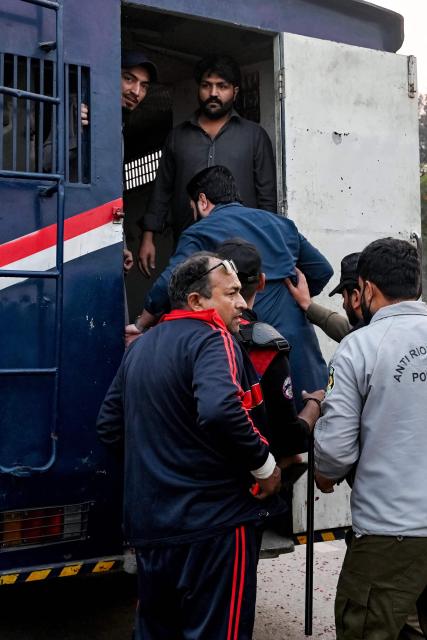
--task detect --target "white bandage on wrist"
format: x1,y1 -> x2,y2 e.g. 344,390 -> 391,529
251,453 -> 276,480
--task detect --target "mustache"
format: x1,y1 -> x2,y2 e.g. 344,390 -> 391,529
200,96 -> 223,107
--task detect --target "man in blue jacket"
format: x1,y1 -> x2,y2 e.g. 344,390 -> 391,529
128,165 -> 333,408
98,252 -> 282,639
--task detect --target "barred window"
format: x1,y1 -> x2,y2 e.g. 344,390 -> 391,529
0,52 -> 90,183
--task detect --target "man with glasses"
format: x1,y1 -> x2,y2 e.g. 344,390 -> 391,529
97,252 -> 283,640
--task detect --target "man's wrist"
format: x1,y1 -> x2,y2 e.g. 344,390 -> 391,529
251,452 -> 276,479
142,231 -> 154,243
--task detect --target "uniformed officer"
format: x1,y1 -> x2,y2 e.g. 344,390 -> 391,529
314,238 -> 427,640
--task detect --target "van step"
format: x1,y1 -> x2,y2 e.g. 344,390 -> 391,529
260,530 -> 294,559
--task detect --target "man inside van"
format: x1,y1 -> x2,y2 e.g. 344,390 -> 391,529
120,50 -> 158,272
128,165 -> 333,410
138,54 -> 277,277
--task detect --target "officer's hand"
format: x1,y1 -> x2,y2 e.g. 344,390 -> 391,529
253,465 -> 281,500
301,389 -> 325,405
285,267 -> 311,311
315,472 -> 335,493
125,323 -> 142,347
138,233 -> 156,278
81,103 -> 89,126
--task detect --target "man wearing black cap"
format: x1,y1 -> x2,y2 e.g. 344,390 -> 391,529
217,238 -> 324,470
121,50 -> 157,114
286,252 -> 363,343
120,51 -> 158,273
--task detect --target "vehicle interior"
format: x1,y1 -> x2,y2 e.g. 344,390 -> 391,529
121,4 -> 278,319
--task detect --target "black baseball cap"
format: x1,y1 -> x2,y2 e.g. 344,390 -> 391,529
121,50 -> 158,83
217,238 -> 261,283
328,252 -> 360,296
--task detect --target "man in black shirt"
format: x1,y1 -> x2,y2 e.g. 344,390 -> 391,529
138,54 -> 277,276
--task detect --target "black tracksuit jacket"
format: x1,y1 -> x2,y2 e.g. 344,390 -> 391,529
97,308 -> 284,547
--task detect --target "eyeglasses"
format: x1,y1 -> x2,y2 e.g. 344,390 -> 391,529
188,259 -> 238,288
200,259 -> 237,279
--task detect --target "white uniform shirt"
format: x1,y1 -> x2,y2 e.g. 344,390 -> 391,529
315,300 -> 427,537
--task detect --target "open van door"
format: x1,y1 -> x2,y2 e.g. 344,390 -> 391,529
273,32 -> 420,538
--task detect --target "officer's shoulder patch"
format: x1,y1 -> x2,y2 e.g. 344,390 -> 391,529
326,365 -> 335,394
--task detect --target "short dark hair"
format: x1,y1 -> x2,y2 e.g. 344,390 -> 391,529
358,238 -> 421,300
342,282 -> 360,297
194,54 -> 241,87
168,252 -> 218,309
186,166 -> 242,205
217,238 -> 261,301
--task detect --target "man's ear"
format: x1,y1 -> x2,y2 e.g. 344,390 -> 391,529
233,86 -> 239,101
363,280 -> 376,304
187,291 -> 203,311
199,193 -> 209,211
256,273 -> 266,292
351,288 -> 361,310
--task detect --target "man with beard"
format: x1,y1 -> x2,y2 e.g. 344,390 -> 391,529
120,50 -> 158,272
128,166 -> 333,410
138,54 -> 277,277
314,238 -> 427,640
285,253 -> 363,343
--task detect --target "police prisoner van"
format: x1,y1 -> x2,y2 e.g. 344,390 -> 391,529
0,0 -> 420,587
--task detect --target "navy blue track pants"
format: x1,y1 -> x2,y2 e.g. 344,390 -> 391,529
134,524 -> 261,640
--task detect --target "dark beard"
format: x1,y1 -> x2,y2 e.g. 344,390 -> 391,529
346,307 -> 360,327
360,297 -> 373,325
198,97 -> 234,120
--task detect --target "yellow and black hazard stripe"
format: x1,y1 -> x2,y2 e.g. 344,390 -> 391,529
0,556 -> 125,586
293,526 -> 349,546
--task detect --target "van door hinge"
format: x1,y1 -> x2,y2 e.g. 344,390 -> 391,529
278,68 -> 285,100
407,56 -> 417,98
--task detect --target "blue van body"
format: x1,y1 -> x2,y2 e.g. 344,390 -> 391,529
0,0 -> 401,580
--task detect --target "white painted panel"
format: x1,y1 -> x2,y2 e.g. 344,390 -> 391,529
292,457 -> 352,534
280,32 -> 420,363
278,33 -> 420,535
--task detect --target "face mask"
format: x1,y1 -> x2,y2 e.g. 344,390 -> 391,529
360,283 -> 373,325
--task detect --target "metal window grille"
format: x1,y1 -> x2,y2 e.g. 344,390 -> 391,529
0,53 -> 90,183
64,63 -> 90,183
0,53 -> 56,174
124,149 -> 162,191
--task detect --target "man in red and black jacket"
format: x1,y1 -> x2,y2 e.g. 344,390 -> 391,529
217,238 -> 324,464
97,251 -> 283,640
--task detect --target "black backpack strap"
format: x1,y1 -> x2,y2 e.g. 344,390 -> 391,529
239,321 -> 291,353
